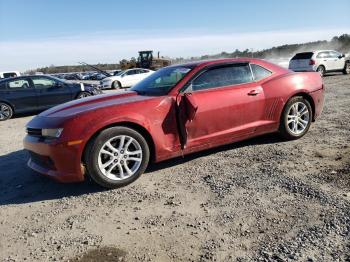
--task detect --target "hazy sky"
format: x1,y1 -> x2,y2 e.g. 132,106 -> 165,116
0,0 -> 349,71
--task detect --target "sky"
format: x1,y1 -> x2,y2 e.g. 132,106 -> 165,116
0,0 -> 349,71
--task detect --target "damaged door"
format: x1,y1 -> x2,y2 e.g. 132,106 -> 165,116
175,63 -> 265,150
176,92 -> 198,149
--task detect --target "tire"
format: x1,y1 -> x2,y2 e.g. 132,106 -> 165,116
279,96 -> 312,140
112,81 -> 122,89
343,62 -> 350,75
84,126 -> 150,188
77,92 -> 91,99
316,65 -> 325,77
0,102 -> 13,121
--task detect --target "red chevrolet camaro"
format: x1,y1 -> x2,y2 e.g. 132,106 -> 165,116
24,58 -> 324,188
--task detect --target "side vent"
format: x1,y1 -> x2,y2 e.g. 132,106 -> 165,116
265,99 -> 281,120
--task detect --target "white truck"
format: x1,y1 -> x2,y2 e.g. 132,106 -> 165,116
0,71 -> 21,79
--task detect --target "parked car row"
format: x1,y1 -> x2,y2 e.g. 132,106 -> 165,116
288,50 -> 350,76
0,75 -> 102,120
54,70 -> 122,81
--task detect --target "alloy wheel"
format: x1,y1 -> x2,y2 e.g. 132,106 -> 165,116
97,135 -> 143,180
0,104 -> 11,120
287,102 -> 310,135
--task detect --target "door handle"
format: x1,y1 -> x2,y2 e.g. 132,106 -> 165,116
248,90 -> 260,96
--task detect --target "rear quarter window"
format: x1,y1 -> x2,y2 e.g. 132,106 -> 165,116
250,64 -> 272,81
291,52 -> 314,60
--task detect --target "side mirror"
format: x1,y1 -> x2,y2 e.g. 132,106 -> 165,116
56,82 -> 64,88
339,54 -> 345,59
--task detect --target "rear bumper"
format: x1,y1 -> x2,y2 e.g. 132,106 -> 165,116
309,87 -> 325,120
23,135 -> 84,183
289,66 -> 317,72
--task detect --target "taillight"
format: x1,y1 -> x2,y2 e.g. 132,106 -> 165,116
309,59 -> 315,65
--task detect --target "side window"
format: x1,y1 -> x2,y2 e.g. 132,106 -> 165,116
7,79 -> 31,89
32,77 -> 57,89
126,70 -> 136,76
192,65 -> 253,91
329,51 -> 340,58
250,64 -> 272,81
316,52 -> 328,58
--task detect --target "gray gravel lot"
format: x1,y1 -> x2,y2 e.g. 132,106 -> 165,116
0,75 -> 349,261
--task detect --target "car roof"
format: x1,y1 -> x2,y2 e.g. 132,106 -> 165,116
295,50 -> 339,54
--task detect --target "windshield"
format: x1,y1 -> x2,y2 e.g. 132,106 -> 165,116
131,66 -> 193,95
115,70 -> 125,76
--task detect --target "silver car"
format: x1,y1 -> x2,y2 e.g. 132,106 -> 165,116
289,50 -> 350,76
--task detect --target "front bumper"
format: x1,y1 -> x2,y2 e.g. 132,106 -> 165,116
23,135 -> 85,183
100,81 -> 112,89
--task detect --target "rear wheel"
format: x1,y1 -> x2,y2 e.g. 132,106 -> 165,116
316,65 -> 325,77
279,96 -> 312,140
343,62 -> 350,75
0,102 -> 13,121
84,126 -> 150,188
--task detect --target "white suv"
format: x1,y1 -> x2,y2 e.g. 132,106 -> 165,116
100,68 -> 154,89
288,50 -> 350,76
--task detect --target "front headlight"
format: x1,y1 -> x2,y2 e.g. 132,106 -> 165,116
42,128 -> 64,138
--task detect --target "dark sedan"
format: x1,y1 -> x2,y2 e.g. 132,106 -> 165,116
0,75 -> 102,120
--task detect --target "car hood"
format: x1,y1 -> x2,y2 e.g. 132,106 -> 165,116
39,90 -> 153,118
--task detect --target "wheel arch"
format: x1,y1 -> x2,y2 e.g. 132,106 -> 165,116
75,91 -> 90,99
0,100 -> 15,112
82,121 -> 156,165
286,92 -> 316,121
317,64 -> 326,71
112,80 -> 122,88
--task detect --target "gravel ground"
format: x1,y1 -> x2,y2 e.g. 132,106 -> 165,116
0,74 -> 349,262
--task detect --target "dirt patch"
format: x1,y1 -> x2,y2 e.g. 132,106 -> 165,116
68,247 -> 127,262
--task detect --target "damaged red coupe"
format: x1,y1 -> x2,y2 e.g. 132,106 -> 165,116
24,59 -> 324,188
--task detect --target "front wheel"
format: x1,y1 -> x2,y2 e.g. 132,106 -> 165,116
77,91 -> 91,99
343,62 -> 350,75
84,127 -> 150,188
0,102 -> 13,121
112,81 -> 121,89
279,96 -> 312,140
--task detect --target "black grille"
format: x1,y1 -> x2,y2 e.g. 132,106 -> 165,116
27,128 -> 42,137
